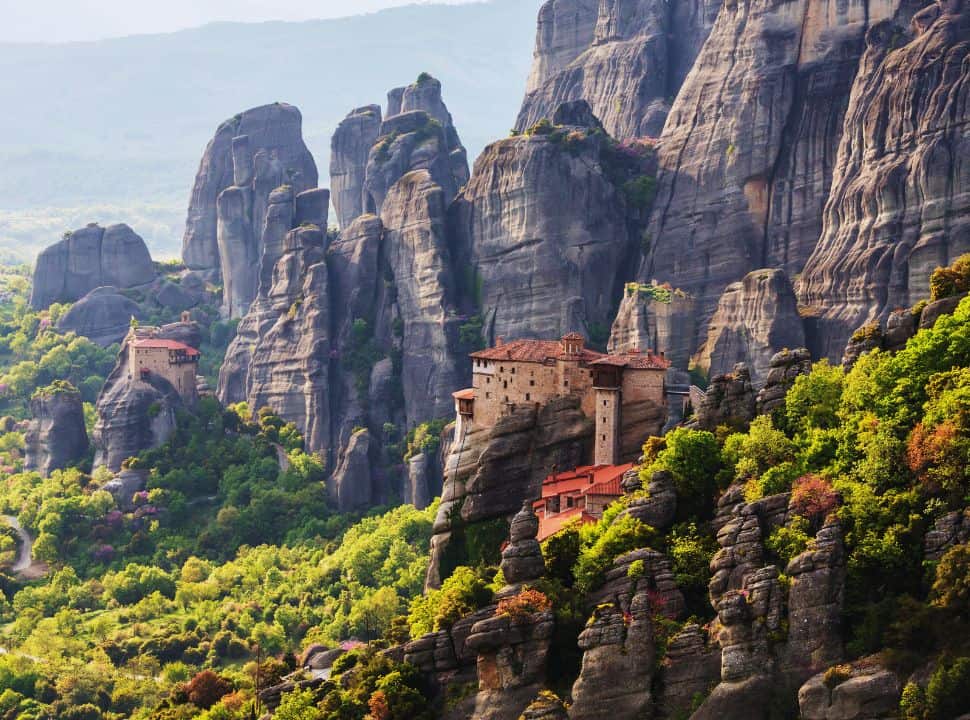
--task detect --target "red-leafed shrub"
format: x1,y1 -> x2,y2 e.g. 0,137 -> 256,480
496,589 -> 552,621
184,670 -> 233,709
790,474 -> 838,524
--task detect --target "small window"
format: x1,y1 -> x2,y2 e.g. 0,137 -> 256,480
602,434 -> 607,441
503,380 -> 508,389
486,377 -> 491,384
602,417 -> 607,423
526,393 -> 531,401
505,396 -> 509,402
564,380 -> 569,387
486,392 -> 491,399
603,400 -> 607,406
500,366 -> 504,373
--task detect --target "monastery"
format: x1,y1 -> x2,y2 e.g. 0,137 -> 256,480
452,333 -> 670,466
124,314 -> 201,404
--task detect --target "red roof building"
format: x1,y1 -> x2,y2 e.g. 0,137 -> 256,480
534,463 -> 633,541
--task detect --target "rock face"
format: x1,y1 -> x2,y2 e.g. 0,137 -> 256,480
755,348 -> 813,416
93,323 -> 199,471
694,269 -> 806,385
694,363 -> 757,431
182,103 -> 318,275
516,0 -> 720,139
427,397 -> 593,588
329,429 -> 374,511
30,224 -> 155,310
799,1 -> 970,360
608,284 -> 697,369
330,105 -> 382,230
499,503 -> 546,590
24,385 -> 88,477
798,662 -> 903,720
57,287 -> 144,347
451,105 -> 648,344
636,0 -> 905,360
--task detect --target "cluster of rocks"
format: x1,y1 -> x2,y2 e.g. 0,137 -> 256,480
693,363 -> 757,431
843,292 -> 969,367
755,348 -> 813,415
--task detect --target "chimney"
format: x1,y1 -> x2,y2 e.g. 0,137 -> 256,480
181,311 -> 192,323
496,336 -> 505,348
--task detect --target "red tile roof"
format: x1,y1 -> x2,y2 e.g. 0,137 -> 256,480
453,388 -> 476,400
540,464 -> 633,499
590,351 -> 670,370
471,339 -> 606,364
536,506 -> 599,542
133,339 -> 200,356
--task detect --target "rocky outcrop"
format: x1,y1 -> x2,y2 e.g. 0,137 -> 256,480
93,322 -> 198,471
638,0 -> 905,360
784,521 -> 846,677
329,429 -> 374,511
101,468 -> 148,511
57,287 -> 144,347
380,170 -> 465,424
24,384 -> 88,477
608,284 -> 696,369
657,624 -> 720,719
516,0 -> 719,140
622,469 -> 677,531
30,224 -> 155,310
499,503 -> 546,592
798,662 -> 903,720
427,397 -> 593,588
694,269 -> 806,385
466,608 -> 555,720
756,348 -> 813,416
182,103 -> 318,275
451,105 -> 650,344
799,1 -> 970,360
694,363 -> 757,432
924,509 -> 970,561
330,105 -> 382,230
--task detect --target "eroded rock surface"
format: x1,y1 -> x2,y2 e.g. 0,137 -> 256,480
694,269 -> 806,385
24,385 -> 88,477
182,103 -> 318,275
30,224 -> 155,310
330,105 -> 383,230
57,287 -> 144,347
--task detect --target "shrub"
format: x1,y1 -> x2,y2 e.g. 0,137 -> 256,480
666,523 -> 715,591
931,543 -> 970,615
644,429 -> 722,520
184,670 -> 232,709
925,657 -> 970,719
766,517 -> 812,565
823,664 -> 853,689
496,589 -> 552,621
790,474 -> 838,525
929,254 -> 970,301
408,566 -> 493,637
574,515 -> 656,593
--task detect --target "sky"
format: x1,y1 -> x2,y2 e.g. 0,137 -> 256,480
0,0 -> 475,44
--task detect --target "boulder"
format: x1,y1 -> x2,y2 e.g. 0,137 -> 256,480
30,224 -> 155,310
57,287 -> 144,347
694,363 -> 757,432
329,429 -> 374,512
755,348 -> 813,416
798,663 -> 902,720
498,503 -> 545,590
101,469 -> 149,511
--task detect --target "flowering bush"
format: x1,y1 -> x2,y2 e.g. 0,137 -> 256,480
790,474 -> 838,524
496,589 -> 551,621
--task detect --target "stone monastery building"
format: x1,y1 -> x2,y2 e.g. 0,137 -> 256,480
124,319 -> 200,404
453,333 -> 669,466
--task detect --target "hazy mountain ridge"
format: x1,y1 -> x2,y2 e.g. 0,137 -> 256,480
0,0 -> 540,259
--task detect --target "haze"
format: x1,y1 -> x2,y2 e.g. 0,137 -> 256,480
0,0 -> 476,44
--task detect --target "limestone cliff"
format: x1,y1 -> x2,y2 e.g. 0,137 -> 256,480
30,224 -> 155,310
451,104 -> 651,344
24,384 -> 88,477
182,103 -> 318,276
516,0 -> 720,139
799,0 -> 970,360
637,0 -> 906,359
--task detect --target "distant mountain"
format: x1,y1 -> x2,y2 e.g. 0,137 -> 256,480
0,0 -> 541,260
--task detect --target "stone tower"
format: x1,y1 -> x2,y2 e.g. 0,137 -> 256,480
594,386 -> 621,466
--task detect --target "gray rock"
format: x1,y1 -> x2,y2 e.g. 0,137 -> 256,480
799,5 -> 970,361
329,429 -> 374,511
798,664 -> 902,720
755,348 -> 813,416
694,269 -> 806,386
24,385 -> 88,477
31,224 -> 155,310
57,287 -> 144,347
516,0 -> 718,140
182,103 -> 318,274
694,364 -> 757,432
101,469 -> 149,511
609,284 -> 697,370
330,105 -> 382,229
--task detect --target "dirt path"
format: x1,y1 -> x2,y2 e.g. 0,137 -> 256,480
3,515 -> 46,579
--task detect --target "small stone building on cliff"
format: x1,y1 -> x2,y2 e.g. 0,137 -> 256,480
453,334 -> 669,465
124,318 -> 201,404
